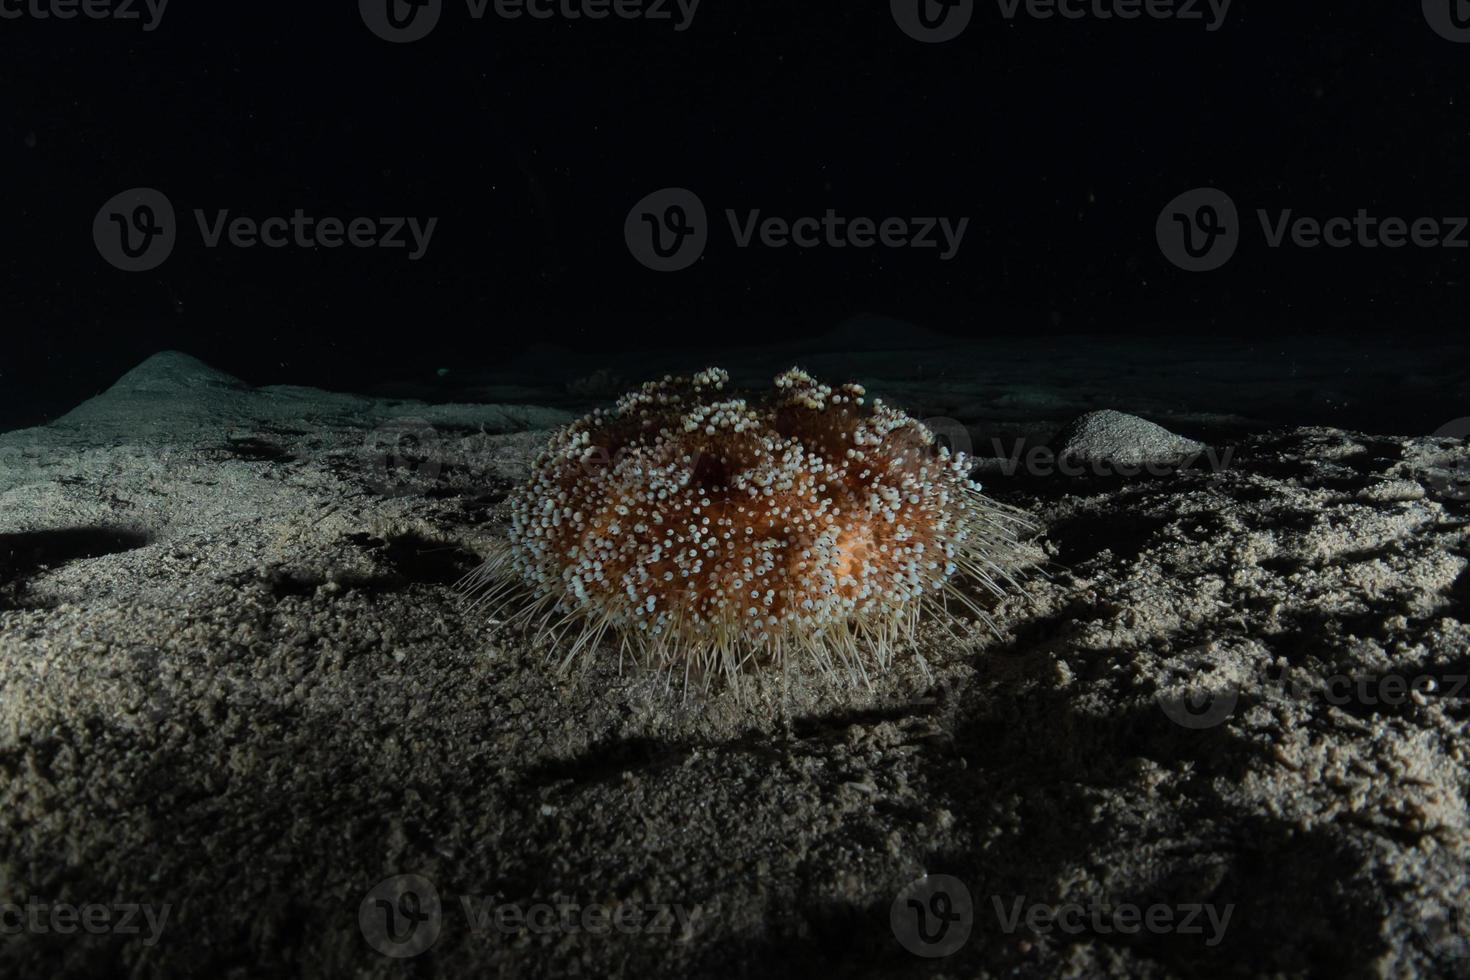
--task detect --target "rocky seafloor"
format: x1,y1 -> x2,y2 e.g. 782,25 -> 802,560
1,351 -> 1469,978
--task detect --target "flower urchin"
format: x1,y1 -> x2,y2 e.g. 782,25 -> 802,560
462,367 -> 1031,690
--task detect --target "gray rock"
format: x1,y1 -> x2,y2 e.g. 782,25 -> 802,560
31,350 -> 573,443
1056,408 -> 1206,465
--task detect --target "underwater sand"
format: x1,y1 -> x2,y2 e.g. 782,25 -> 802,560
1,349 -> 1468,977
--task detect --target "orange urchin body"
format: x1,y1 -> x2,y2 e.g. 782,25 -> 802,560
464,367 -> 1029,688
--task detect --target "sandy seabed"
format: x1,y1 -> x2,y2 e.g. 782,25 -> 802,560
1,351 -> 1469,978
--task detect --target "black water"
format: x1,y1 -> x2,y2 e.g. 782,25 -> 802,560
3,1 -> 1467,435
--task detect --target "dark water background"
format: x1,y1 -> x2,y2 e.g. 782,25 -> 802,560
3,1 -> 1467,435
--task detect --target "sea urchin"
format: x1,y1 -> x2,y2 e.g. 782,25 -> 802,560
462,367 -> 1031,690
